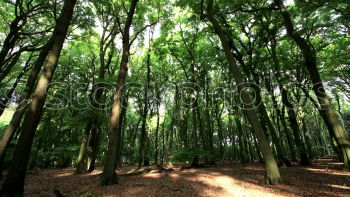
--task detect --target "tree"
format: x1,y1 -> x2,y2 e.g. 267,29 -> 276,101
204,0 -> 283,184
100,0 -> 139,185
0,0 -> 77,195
274,0 -> 350,170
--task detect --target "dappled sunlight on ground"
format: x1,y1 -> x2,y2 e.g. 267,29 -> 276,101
142,172 -> 163,178
54,172 -> 74,177
203,175 -> 257,197
168,173 -> 180,179
328,184 -> 350,190
1,158 -> 349,196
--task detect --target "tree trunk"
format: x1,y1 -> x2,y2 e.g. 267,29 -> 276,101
253,82 -> 291,167
301,116 -> 315,160
0,55 -> 29,117
86,18 -> 117,173
87,121 -> 100,172
0,12 -> 24,71
115,94 -> 128,169
275,0 -> 350,170
266,80 -> 298,162
154,101 -> 160,165
215,103 -> 225,160
161,114 -> 166,165
0,1 -> 76,195
100,0 -> 138,185
235,116 -> 249,163
206,0 -> 283,184
0,52 -> 21,86
282,90 -> 310,166
303,88 -> 343,160
269,33 -> 310,165
138,45 -> 151,169
75,120 -> 93,174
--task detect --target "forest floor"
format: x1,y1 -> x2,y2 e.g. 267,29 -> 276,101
1,158 -> 350,197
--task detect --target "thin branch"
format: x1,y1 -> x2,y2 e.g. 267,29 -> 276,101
130,20 -> 159,45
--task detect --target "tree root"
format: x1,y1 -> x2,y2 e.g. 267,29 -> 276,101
263,175 -> 284,185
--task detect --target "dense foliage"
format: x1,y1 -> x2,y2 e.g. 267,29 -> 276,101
0,0 -> 349,194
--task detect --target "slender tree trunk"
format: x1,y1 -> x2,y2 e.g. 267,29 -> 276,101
138,46 -> 151,169
100,0 -> 138,185
0,52 -> 21,86
282,90 -> 310,166
246,132 -> 255,162
269,34 -> 310,165
0,14 -> 24,71
101,46 -> 128,184
204,81 -> 214,163
161,119 -> 166,165
301,116 -> 315,159
303,88 -> 343,160
235,116 -> 249,163
191,107 -> 198,148
115,94 -> 128,169
86,120 -> 100,172
190,62 -> 199,151
215,103 -> 224,160
0,55 -> 29,117
75,120 -> 93,174
0,1 -> 76,195
154,101 -> 160,165
266,81 -> 298,161
205,0 -> 283,184
254,84 -> 291,167
86,20 -> 117,173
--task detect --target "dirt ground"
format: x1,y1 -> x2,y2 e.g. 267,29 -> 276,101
2,158 -> 350,197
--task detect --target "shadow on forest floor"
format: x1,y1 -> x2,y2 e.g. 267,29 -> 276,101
1,158 -> 350,196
